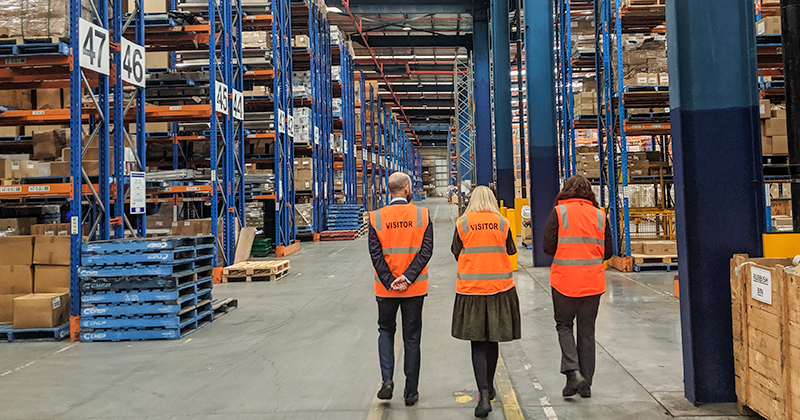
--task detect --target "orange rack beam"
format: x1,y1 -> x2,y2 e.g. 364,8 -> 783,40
0,183 -> 110,199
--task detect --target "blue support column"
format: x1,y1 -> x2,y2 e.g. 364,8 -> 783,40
491,0 -> 514,206
524,0 -> 559,267
473,11 -> 493,187
136,0 -> 146,237
667,0 -> 765,404
272,0 -> 295,249
112,0 -> 125,240
68,0 -> 83,328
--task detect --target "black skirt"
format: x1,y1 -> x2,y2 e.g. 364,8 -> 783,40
451,287 -> 522,342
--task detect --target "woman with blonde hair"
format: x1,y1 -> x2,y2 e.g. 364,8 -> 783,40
451,186 -> 520,417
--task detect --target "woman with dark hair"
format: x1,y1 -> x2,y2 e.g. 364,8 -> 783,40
543,175 -> 613,399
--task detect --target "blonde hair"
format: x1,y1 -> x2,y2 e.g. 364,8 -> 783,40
465,186 -> 502,215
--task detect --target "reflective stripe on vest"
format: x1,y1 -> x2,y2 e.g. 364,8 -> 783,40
455,212 -> 515,295
375,272 -> 429,283
383,246 -> 422,255
550,199 -> 607,298
417,207 -> 424,227
374,210 -> 383,231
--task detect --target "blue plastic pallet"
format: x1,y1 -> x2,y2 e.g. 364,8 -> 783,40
0,322 -> 70,342
0,42 -> 69,57
80,272 -> 198,293
80,313 -> 191,330
633,263 -> 678,273
81,302 -> 180,317
79,261 -> 195,278
81,290 -> 179,305
81,247 -> 203,266
82,236 -> 213,254
81,329 -> 181,342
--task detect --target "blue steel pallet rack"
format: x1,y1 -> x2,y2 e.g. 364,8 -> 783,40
337,41 -> 357,205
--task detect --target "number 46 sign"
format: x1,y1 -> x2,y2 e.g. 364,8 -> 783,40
121,38 -> 146,87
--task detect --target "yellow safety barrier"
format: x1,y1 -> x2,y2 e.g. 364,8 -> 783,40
507,211 -> 519,271
762,233 -> 800,258
514,198 -> 526,237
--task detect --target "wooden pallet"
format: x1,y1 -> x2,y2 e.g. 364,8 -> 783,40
320,230 -> 359,241
221,260 -> 290,282
211,298 -> 238,317
631,254 -> 678,265
0,36 -> 62,45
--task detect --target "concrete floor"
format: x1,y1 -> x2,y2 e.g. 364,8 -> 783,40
0,198 -> 752,420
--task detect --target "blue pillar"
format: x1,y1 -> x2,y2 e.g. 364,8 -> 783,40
525,0 -> 559,267
492,0 -> 514,207
667,0 -> 765,404
473,11 -> 493,187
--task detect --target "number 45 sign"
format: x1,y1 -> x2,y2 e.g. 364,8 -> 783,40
79,18 -> 110,75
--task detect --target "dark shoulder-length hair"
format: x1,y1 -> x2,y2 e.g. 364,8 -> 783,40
555,175 -> 599,208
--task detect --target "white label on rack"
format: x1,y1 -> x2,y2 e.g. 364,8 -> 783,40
344,140 -> 348,155
130,171 -> 146,214
79,19 -> 110,75
71,216 -> 79,235
751,266 -> 772,305
765,184 -> 771,207
287,115 -> 294,138
211,170 -> 217,182
32,110 -> 45,116
231,89 -> 244,121
26,161 -> 35,169
362,148 -> 367,160
278,109 -> 286,134
330,134 -> 334,151
121,38 -> 146,87
186,186 -> 201,192
0,186 -> 21,193
215,82 -> 229,115
314,127 -> 320,145
5,57 -> 26,65
11,161 -> 19,170
29,185 -> 50,192
623,186 -> 630,198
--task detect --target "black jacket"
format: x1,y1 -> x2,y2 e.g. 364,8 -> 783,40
542,206 -> 614,260
368,199 -> 434,291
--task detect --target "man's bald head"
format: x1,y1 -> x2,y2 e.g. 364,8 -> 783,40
388,172 -> 412,197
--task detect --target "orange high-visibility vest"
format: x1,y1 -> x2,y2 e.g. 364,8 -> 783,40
455,211 -> 514,295
370,203 -> 430,298
550,198 -> 607,297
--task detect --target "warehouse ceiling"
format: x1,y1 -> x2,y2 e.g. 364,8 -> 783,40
327,0 -> 491,147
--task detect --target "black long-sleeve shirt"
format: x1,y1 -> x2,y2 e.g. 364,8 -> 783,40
542,207 -> 614,260
451,225 -> 517,261
368,199 -> 434,291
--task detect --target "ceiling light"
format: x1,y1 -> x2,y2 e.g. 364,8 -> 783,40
327,6 -> 342,13
403,26 -> 412,31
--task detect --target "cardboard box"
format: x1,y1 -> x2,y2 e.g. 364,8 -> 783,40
772,135 -> 789,155
32,129 -> 69,160
659,73 -> 669,85
630,242 -> 645,255
765,118 -> 787,137
49,160 -> 100,177
771,108 -> 787,119
0,218 -> 38,235
0,266 -> 34,294
36,89 -> 62,110
762,136 -> 773,155
293,35 -> 310,48
30,223 -> 70,236
33,235 -> 71,265
760,100 -> 771,119
0,236 -> 34,265
0,294 -> 25,323
146,52 -> 170,69
660,241 -> 678,255
644,241 -> 663,255
0,90 -> 32,110
24,125 -> 63,136
171,218 -> 213,236
580,169 -> 601,178
757,16 -> 782,35
0,158 -> 25,179
13,293 -> 70,329
33,265 -> 70,294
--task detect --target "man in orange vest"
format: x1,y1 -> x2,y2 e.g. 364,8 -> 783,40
368,172 -> 433,407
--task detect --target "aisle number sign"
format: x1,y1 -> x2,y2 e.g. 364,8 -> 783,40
278,109 -> 286,133
130,172 -> 146,214
215,82 -> 229,115
231,89 -> 244,121
287,115 -> 294,137
79,19 -> 110,75
121,38 -> 146,87
751,266 -> 772,305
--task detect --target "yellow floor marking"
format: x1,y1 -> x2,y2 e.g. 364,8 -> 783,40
454,391 -> 474,403
496,354 -> 525,420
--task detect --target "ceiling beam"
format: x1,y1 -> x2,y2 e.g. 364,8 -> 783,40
383,99 -> 454,107
328,0 -> 478,14
351,34 -> 473,49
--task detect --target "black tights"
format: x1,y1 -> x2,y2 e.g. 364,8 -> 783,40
471,341 -> 499,391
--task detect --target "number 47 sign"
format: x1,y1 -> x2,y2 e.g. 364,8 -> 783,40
79,18 -> 110,75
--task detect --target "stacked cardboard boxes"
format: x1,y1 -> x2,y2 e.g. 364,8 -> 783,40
294,158 -> 313,191
760,100 -> 789,156
294,107 -> 312,144
620,35 -> 669,86
630,240 -> 678,257
0,235 -> 71,328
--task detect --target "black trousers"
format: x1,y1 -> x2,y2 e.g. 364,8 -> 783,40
377,296 -> 424,395
552,287 -> 601,385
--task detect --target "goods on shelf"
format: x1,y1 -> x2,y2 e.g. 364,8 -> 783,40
294,158 -> 312,191
619,34 -> 668,85
242,30 -> 271,49
756,16 -> 782,35
295,203 -> 312,228
293,107 -> 312,143
760,99 -> 789,156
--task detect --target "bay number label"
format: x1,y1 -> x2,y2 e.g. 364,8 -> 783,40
121,38 -> 146,87
215,82 -> 229,115
79,19 -> 110,75
231,89 -> 244,121
750,266 -> 772,305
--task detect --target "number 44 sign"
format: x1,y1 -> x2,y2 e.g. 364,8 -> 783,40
231,89 -> 244,121
121,38 -> 146,87
79,18 -> 110,75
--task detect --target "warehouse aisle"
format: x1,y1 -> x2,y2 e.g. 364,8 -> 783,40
1,198 -> 747,420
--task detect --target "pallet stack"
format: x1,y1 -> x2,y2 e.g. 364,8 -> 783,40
78,236 -> 216,342
221,260 -> 290,282
321,205 -> 366,241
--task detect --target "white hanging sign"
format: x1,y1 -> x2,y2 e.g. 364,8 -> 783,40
278,109 -> 286,134
79,19 -> 110,75
288,115 -> 294,138
344,139 -> 349,155
215,82 -> 229,115
130,172 -> 146,214
120,38 -> 145,87
231,89 -> 244,121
